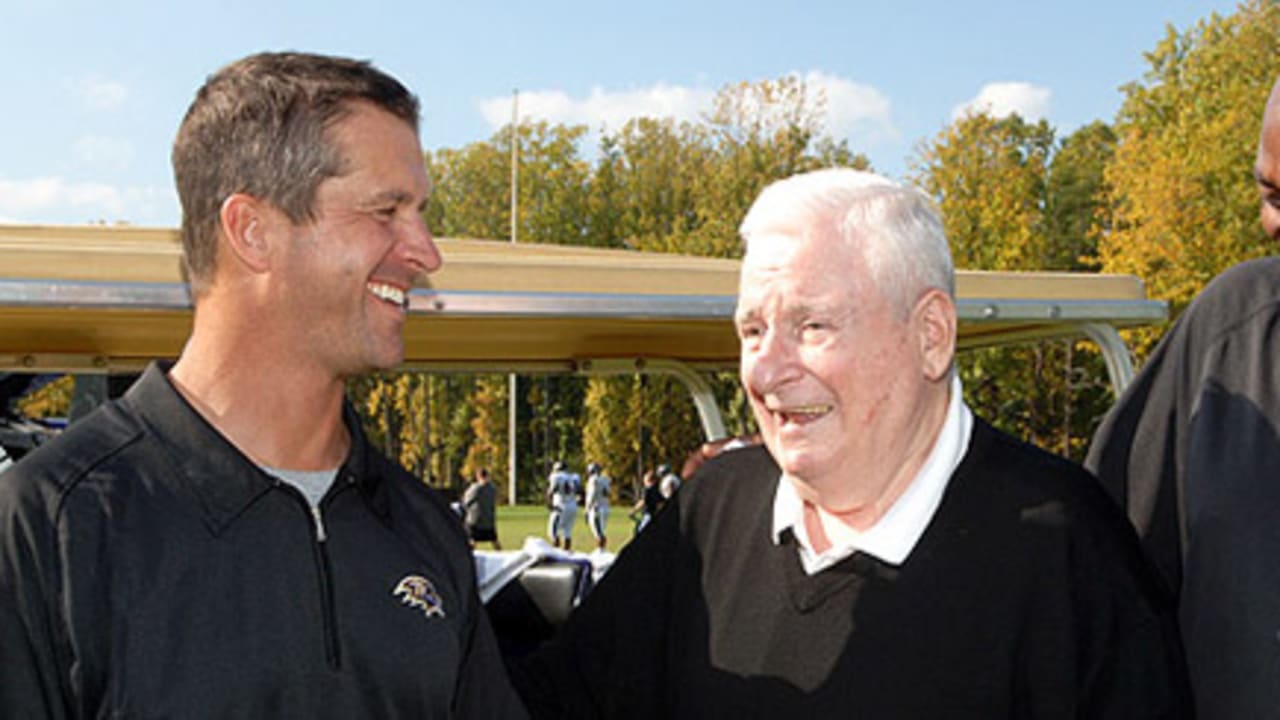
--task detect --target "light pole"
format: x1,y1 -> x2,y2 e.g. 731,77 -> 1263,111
507,89 -> 519,506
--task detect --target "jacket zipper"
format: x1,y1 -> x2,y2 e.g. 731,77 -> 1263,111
311,505 -> 328,542
312,508 -> 341,670
278,482 -> 342,670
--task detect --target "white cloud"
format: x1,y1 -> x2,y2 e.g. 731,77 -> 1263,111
476,72 -> 898,151
71,75 -> 130,110
0,177 -> 176,225
479,84 -> 713,132
802,71 -> 898,147
952,82 -> 1051,122
73,135 -> 136,172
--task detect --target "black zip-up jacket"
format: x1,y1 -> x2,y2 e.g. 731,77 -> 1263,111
0,363 -> 527,719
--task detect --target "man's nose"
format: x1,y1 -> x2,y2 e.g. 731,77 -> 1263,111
403,214 -> 442,277
745,329 -> 799,391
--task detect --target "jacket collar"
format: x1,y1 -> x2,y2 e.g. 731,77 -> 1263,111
122,361 -> 390,535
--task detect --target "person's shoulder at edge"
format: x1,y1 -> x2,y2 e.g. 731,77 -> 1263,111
0,398 -> 140,510
1118,256 -> 1280,390
1179,256 -> 1280,333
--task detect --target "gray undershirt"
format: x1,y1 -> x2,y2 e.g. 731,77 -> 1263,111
265,466 -> 339,508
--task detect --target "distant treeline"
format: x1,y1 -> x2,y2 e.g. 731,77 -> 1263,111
344,1 -> 1279,499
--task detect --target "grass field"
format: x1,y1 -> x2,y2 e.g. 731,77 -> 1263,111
485,503 -> 637,554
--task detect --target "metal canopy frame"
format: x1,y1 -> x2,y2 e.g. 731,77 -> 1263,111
0,224 -> 1166,440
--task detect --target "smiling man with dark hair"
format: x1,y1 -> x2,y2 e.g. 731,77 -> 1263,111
0,52 -> 526,719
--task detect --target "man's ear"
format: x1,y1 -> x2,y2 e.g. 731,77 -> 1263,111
218,193 -> 273,274
913,288 -> 957,381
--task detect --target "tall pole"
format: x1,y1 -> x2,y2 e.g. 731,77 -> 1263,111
508,89 -> 519,506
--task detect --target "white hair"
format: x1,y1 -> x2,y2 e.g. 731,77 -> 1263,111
738,168 -> 954,316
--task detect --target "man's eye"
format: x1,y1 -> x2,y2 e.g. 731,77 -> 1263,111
373,206 -> 397,220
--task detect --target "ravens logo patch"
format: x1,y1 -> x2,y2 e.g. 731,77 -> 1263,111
392,574 -> 446,619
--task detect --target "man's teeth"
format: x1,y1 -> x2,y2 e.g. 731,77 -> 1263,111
368,283 -> 407,308
780,404 -> 832,418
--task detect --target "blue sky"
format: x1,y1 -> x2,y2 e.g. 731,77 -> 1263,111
0,0 -> 1243,227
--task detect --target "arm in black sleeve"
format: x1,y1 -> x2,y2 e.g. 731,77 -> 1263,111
0,474 -> 71,718
1086,322 -> 1189,596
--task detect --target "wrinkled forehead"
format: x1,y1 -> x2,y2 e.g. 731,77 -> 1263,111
741,229 -> 860,278
741,232 -> 816,284
737,231 -> 868,309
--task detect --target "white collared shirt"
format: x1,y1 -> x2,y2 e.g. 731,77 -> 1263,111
771,375 -> 974,575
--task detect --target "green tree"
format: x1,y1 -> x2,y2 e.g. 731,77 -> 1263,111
1046,121 -> 1117,271
591,116 -> 711,252
581,376 -> 639,498
428,121 -> 592,245
464,375 -> 509,493
915,112 -> 1055,270
1044,121 -> 1122,455
692,76 -> 871,258
425,142 -> 508,239
1096,0 -> 1280,355
914,111 -> 1115,458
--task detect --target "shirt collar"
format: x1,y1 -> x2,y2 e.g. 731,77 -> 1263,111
771,375 -> 973,570
122,361 -> 388,535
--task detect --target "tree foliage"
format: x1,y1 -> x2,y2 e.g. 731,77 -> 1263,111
913,113 -> 1115,459
916,112 -> 1054,270
1095,0 -> 1280,354
346,2 -> 1280,485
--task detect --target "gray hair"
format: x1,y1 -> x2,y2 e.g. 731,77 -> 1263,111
738,168 -> 953,317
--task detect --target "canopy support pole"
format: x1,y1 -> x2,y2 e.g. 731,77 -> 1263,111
577,358 -> 727,441
1079,323 -> 1136,399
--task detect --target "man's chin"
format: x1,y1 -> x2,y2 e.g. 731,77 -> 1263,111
775,449 -> 826,484
343,347 -> 404,376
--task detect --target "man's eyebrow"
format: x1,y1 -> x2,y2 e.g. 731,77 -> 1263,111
364,188 -> 428,211
363,189 -> 411,204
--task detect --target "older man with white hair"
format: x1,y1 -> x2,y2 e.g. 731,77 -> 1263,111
512,168 -> 1191,718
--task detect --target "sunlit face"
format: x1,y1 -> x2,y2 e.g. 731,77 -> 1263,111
277,102 -> 440,375
1257,94 -> 1280,241
735,230 -> 942,510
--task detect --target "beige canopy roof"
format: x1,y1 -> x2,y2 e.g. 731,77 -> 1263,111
0,224 -> 1164,384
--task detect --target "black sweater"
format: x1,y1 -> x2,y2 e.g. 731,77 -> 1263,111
515,419 -> 1190,718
